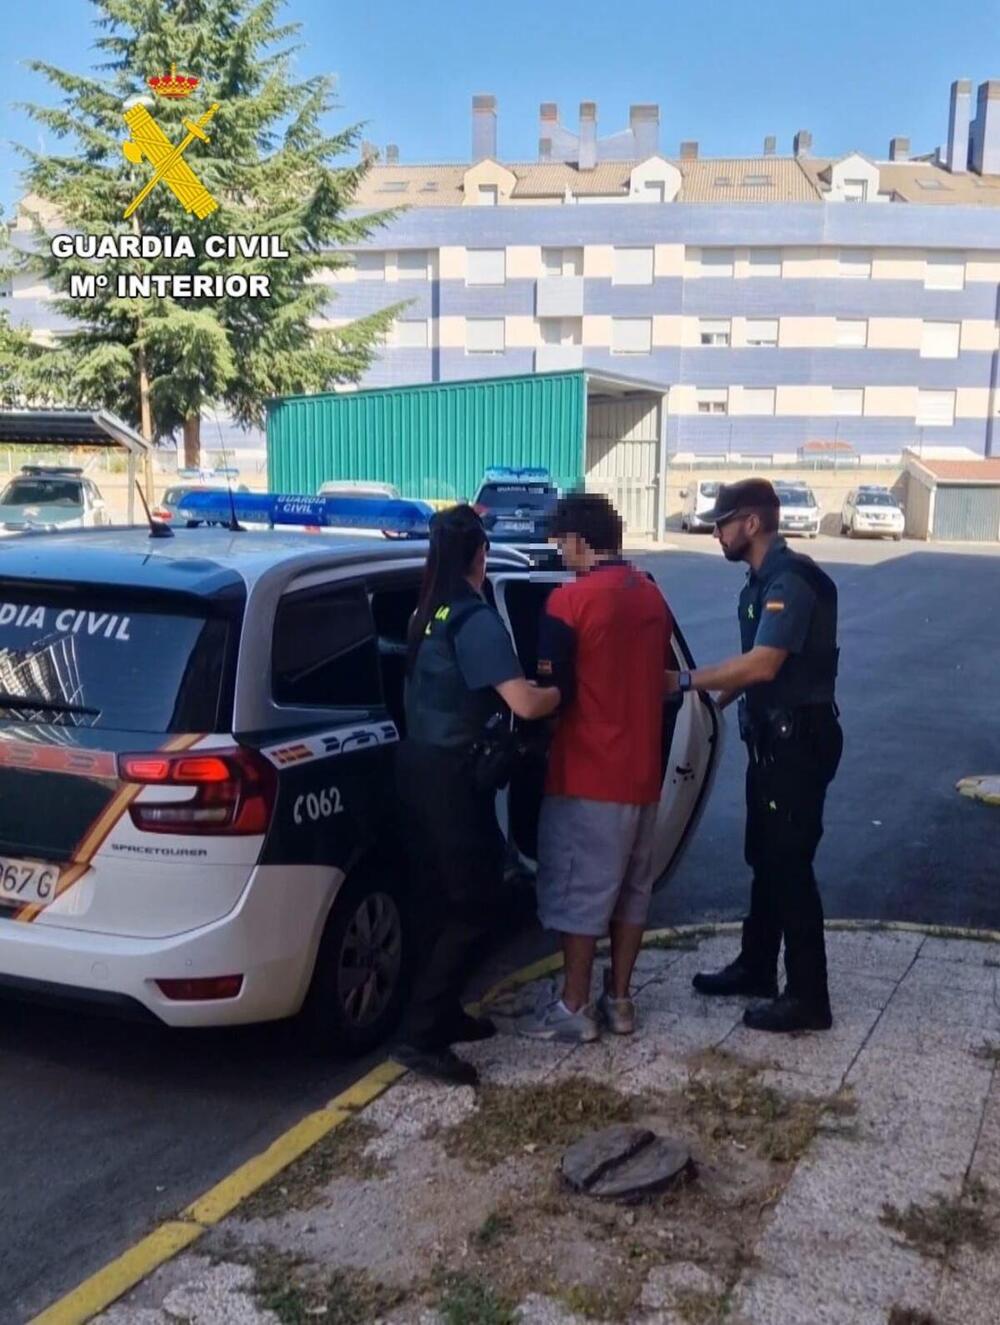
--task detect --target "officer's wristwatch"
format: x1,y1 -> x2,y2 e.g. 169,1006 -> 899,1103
677,671 -> 694,693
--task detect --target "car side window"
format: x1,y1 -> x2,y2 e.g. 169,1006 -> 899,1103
272,583 -> 383,709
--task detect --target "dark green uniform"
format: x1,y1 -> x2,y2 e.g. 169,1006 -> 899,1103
736,537 -> 842,1012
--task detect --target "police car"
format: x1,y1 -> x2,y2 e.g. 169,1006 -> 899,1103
473,467 -> 560,564
0,466 -> 112,536
774,481 -> 821,539
0,493 -> 720,1052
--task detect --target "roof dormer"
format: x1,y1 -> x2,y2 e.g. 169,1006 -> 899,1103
822,152 -> 886,203
628,156 -> 682,203
462,158 -> 517,206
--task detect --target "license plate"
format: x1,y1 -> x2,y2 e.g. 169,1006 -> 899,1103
0,857 -> 60,909
499,521 -> 533,532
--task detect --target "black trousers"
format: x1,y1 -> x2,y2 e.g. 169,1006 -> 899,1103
396,741 -> 507,1051
740,707 -> 843,1008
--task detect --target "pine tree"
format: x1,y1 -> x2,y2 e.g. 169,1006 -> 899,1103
14,0 -> 400,466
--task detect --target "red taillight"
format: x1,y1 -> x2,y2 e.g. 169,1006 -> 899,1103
156,974 -> 244,1001
118,747 -> 277,835
151,507 -> 173,521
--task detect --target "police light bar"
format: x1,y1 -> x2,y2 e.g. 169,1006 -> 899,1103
483,466 -> 552,483
175,489 -> 434,535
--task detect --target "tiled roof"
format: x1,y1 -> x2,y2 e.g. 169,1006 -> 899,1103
512,162 -> 633,197
912,458 -> 1000,483
676,158 -> 821,202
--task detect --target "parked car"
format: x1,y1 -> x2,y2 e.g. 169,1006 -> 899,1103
841,487 -> 904,540
0,505 -> 720,1050
0,467 -> 111,536
316,481 -> 413,538
774,482 -> 821,538
473,467 -> 560,563
153,483 -> 250,526
679,481 -> 722,532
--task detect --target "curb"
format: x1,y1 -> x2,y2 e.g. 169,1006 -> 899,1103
33,920 -> 1000,1324
956,775 -> 1000,807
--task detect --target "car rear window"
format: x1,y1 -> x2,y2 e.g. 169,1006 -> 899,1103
479,484 -> 558,513
0,585 -> 229,732
0,479 -> 83,506
778,489 -> 815,506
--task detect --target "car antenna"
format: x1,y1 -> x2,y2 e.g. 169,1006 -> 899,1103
214,419 -> 244,533
135,480 -> 174,539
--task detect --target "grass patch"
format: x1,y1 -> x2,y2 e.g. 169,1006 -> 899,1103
881,1178 -> 995,1264
436,1271 -> 520,1325
643,929 -> 709,953
560,1280 -> 641,1320
684,1062 -> 856,1164
248,1246 -> 403,1325
239,1118 -> 385,1219
440,1077 -> 638,1167
676,1289 -> 730,1324
972,1040 -> 1000,1066
887,1308 -> 939,1325
474,1211 -> 516,1248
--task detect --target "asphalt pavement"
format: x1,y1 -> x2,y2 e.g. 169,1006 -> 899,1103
4,535 -> 1000,1324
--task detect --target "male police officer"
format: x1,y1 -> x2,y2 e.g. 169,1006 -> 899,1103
664,479 -> 842,1033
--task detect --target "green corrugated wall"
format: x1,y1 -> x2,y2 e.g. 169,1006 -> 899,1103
266,372 -> 587,502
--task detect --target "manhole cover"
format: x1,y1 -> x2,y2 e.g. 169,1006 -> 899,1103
561,1124 -> 692,1200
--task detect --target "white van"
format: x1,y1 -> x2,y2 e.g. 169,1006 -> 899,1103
679,481 -> 722,532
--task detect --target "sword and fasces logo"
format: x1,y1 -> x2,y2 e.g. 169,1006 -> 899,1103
121,64 -> 219,220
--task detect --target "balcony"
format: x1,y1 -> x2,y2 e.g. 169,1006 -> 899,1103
535,276 -> 585,319
535,345 -> 585,372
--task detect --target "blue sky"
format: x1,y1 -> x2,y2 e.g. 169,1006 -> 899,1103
2,0 -> 998,214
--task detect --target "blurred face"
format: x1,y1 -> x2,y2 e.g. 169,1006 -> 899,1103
714,510 -> 760,562
552,531 -> 591,572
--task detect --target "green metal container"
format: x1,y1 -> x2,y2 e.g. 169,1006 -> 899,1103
266,372 -> 587,502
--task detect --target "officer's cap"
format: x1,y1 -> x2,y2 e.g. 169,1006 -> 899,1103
703,478 -> 781,525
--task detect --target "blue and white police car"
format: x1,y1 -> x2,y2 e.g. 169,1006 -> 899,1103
0,492 -> 721,1052
473,467 -> 560,563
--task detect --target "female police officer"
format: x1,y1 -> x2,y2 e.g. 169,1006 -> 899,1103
393,505 -> 561,1086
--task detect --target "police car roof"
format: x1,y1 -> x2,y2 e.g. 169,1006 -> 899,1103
0,526 -> 529,596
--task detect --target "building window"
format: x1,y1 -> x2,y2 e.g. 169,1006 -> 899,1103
925,253 -> 965,291
748,248 -> 781,277
699,318 -> 731,347
700,248 -> 734,277
466,248 -> 506,286
390,320 -> 429,348
643,181 -> 666,202
612,247 -> 654,286
920,321 -> 961,360
832,388 -> 865,416
838,249 -> 872,279
541,247 -> 583,277
696,388 -> 729,415
742,388 -> 775,415
835,319 -> 868,348
745,318 -> 779,347
376,181 -> 409,195
477,185 -> 499,206
465,318 -> 505,354
540,317 -> 582,346
397,250 -> 429,281
611,317 -> 652,355
843,178 -> 869,203
713,175 -> 732,187
743,174 -> 773,187
916,389 -> 956,427
354,251 -> 385,281
916,178 -> 950,192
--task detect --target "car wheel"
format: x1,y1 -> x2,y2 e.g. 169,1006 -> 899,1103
893,533 -> 902,542
840,523 -> 847,536
303,867 -> 410,1055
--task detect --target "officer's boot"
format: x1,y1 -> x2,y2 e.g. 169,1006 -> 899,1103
692,956 -> 778,1000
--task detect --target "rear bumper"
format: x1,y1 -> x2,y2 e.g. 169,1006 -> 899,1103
0,864 -> 343,1027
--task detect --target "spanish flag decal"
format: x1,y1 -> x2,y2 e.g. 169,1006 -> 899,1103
765,600 -> 785,613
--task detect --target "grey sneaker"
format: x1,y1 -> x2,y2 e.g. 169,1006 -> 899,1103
597,969 -> 636,1036
517,998 -> 601,1043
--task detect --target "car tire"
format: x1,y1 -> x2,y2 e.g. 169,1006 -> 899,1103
302,865 -> 411,1056
840,523 -> 847,536
893,534 -> 902,542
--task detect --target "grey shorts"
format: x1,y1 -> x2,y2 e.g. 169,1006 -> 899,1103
536,796 -> 659,937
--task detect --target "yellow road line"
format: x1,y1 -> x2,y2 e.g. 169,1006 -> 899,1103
32,919 -> 1000,1323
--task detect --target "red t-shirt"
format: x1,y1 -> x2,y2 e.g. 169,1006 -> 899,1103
539,563 -> 674,806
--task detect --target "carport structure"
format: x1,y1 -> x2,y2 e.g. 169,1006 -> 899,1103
902,451 -> 1000,542
0,409 -> 152,525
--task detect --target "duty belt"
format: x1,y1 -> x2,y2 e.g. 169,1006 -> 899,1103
737,699 -> 839,766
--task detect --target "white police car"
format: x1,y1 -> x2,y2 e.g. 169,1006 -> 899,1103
473,467 -> 560,563
775,481 -> 821,539
841,486 -> 905,540
0,493 -> 720,1051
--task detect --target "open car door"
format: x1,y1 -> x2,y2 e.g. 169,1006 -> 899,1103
490,569 -> 722,888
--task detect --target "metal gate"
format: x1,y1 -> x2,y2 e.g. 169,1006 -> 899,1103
585,399 -> 659,537
933,485 -> 1000,541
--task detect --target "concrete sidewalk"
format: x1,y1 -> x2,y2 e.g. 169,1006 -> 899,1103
94,926 -> 1000,1325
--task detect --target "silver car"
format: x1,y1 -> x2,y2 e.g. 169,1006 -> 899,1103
0,467 -> 111,535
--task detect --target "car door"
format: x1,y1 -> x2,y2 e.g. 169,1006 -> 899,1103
490,568 -> 721,887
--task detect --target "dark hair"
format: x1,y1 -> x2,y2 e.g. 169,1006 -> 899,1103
406,504 -> 488,674
755,505 -> 780,535
550,492 -> 623,554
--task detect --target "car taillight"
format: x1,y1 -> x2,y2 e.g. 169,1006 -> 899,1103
118,747 -> 277,835
151,507 -> 173,521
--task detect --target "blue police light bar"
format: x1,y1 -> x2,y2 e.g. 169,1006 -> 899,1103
175,489 -> 434,536
483,466 -> 552,483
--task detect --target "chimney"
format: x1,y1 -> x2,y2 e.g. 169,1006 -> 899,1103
472,94 -> 497,161
385,143 -> 400,165
763,135 -> 776,156
360,140 -> 376,164
946,79 -> 972,172
578,102 -> 597,170
539,103 -> 558,161
680,141 -> 699,161
629,103 -> 660,158
793,129 -> 812,158
539,137 -> 552,162
888,136 -> 909,162
970,80 -> 1000,175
